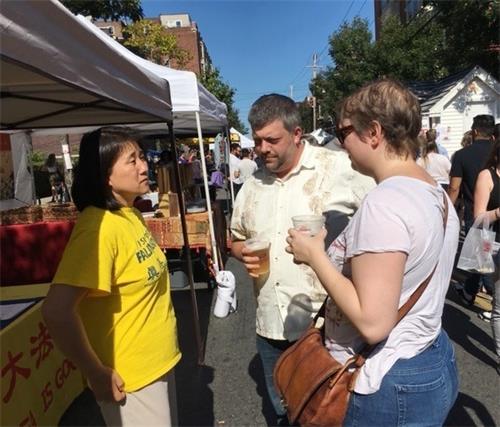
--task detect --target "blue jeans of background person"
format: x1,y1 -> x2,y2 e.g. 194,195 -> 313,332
256,334 -> 294,425
344,329 -> 458,427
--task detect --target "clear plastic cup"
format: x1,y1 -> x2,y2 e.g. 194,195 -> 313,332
244,238 -> 271,275
291,215 -> 325,236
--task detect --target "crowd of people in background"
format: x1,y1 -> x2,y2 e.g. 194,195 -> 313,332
41,77 -> 499,427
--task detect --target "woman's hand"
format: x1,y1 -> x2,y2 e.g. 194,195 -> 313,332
286,228 -> 327,265
87,365 -> 126,402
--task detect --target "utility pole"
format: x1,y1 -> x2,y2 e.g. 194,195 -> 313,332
306,53 -> 322,130
289,85 -> 293,99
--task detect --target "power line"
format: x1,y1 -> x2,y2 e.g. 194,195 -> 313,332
288,57 -> 313,86
318,0 -> 357,62
355,0 -> 368,18
341,0 -> 356,24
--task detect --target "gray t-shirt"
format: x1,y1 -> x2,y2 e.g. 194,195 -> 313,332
325,176 -> 459,394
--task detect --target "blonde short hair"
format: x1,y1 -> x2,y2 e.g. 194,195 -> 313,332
338,79 -> 421,159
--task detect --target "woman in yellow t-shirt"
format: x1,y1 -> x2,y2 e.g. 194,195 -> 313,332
42,127 -> 181,426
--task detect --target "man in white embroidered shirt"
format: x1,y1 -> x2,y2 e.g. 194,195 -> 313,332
230,94 -> 374,425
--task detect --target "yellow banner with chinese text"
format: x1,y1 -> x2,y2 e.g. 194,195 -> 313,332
1,297 -> 85,426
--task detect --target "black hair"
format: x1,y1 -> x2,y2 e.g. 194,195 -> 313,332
485,139 -> 500,170
472,114 -> 495,137
72,127 -> 140,212
493,123 -> 500,141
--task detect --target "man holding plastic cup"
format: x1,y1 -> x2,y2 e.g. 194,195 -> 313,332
230,94 -> 374,425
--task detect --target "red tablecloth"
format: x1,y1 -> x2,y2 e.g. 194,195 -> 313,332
0,221 -> 74,286
0,203 -> 227,286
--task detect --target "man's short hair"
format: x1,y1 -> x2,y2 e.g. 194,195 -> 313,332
241,148 -> 250,158
248,94 -> 301,132
472,114 -> 495,137
230,143 -> 241,152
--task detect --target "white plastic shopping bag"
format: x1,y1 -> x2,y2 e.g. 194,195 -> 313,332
458,214 -> 496,273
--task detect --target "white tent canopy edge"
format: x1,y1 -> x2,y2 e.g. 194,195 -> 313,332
0,0 -> 173,130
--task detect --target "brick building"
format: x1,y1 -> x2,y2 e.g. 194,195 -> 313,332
150,13 -> 213,76
374,0 -> 423,40
33,13 -> 212,156
93,20 -> 124,41
92,13 -> 212,76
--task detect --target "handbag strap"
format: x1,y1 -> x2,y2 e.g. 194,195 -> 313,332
315,192 -> 449,360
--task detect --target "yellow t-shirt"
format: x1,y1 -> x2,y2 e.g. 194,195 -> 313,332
52,206 -> 181,392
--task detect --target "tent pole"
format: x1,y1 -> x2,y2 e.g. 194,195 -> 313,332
167,122 -> 205,366
25,131 -> 37,204
195,112 -> 220,273
225,127 -> 235,207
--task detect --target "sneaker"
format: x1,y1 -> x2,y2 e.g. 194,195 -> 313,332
478,311 -> 492,322
454,286 -> 474,306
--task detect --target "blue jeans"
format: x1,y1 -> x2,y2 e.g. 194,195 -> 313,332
256,335 -> 294,424
344,329 -> 459,426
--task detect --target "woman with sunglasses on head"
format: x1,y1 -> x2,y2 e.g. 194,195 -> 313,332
286,79 -> 459,425
42,127 -> 180,426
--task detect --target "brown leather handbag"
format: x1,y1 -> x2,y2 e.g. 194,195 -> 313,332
273,195 -> 449,427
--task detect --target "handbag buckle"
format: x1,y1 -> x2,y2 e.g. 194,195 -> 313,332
280,398 -> 288,409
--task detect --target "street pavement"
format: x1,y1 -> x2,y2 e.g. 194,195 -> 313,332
61,256 -> 499,426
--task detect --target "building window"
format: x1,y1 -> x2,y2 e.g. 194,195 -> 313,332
176,20 -> 181,27
100,26 -> 115,37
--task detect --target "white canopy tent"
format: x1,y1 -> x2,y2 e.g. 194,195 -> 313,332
0,0 -> 213,364
0,133 -> 34,210
35,15 -> 229,272
0,0 -> 173,130
230,127 -> 254,149
75,15 -> 228,135
0,0 -> 173,208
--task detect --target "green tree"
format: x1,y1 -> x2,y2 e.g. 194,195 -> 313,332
61,0 -> 143,22
298,99 -> 314,133
313,1 -> 499,122
424,0 -> 499,79
373,15 -> 447,81
123,21 -> 191,68
201,67 -> 247,133
312,17 -> 375,119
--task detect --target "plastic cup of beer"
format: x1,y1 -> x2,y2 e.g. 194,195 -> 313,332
244,238 -> 271,275
291,215 -> 325,236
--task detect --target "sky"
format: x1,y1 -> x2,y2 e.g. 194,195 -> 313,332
142,0 -> 375,132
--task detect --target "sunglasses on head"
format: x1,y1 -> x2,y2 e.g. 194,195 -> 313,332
335,125 -> 355,145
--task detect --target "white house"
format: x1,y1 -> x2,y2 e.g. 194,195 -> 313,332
408,66 -> 500,156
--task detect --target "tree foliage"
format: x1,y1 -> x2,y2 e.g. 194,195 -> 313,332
298,99 -> 314,133
313,1 -> 500,122
122,21 -> 191,68
424,0 -> 499,79
61,0 -> 143,22
312,18 -> 375,120
372,15 -> 447,81
201,67 -> 247,133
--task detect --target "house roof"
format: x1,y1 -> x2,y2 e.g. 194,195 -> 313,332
406,66 -> 476,114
